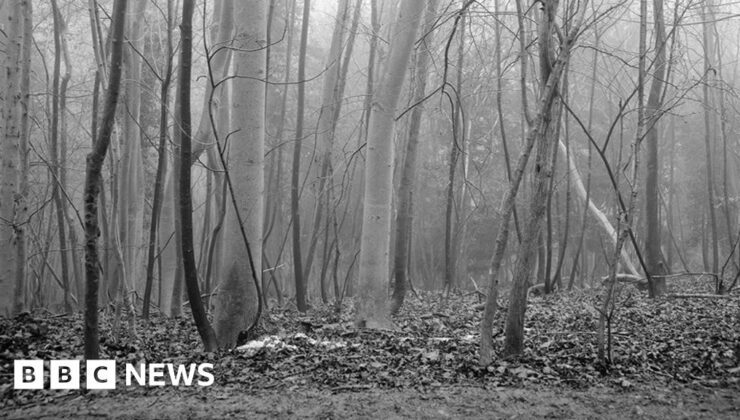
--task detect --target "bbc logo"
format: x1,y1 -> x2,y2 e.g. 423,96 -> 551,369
14,360 -> 215,389
14,360 -> 116,390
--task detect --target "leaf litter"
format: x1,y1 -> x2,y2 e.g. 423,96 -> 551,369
0,278 -> 738,417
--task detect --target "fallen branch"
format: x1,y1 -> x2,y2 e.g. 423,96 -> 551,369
666,294 -> 735,299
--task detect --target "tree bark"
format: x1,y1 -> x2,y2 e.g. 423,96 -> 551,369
143,0 -> 174,319
213,0 -> 266,348
391,0 -> 438,315
644,0 -> 667,297
502,0 -> 563,357
701,0 -> 720,291
177,0 -> 218,351
50,0 -> 73,314
356,0 -> 425,329
291,0 -> 310,312
84,0 -> 127,360
481,0 -> 586,363
14,0 -> 31,314
302,0 -> 350,287
2,0 -> 23,315
444,7 -> 467,292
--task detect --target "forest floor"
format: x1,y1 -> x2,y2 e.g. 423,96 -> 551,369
2,279 -> 739,419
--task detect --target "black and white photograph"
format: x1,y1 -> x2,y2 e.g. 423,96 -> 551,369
1,0 -> 739,418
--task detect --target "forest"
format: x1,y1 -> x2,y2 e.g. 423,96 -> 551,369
1,0 -> 739,418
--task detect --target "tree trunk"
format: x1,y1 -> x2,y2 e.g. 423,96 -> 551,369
302,0 -> 350,287
355,0 -> 425,329
55,0 -> 83,307
14,0 -> 31,314
213,0 -> 266,348
481,0 -> 585,363
644,0 -> 667,297
49,0 -> 73,314
597,0 -> 647,367
84,0 -> 127,360
391,0 -> 438,315
116,0 -> 147,311
177,0 -> 218,351
444,7 -> 467,292
557,139 -> 638,276
701,0 -> 720,291
291,0 -> 310,312
143,0 -> 174,319
1,0 -> 22,315
503,0 -> 564,357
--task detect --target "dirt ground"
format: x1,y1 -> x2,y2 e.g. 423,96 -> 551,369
4,382 -> 738,419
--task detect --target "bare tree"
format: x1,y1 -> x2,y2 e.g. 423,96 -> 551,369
213,0 -> 267,348
14,0 -> 32,314
701,0 -> 720,291
481,0 -> 587,363
84,0 -> 128,360
1,0 -> 22,315
177,0 -> 218,351
391,0 -> 438,315
355,0 -> 425,328
291,0 -> 311,312
644,0 -> 667,297
143,0 -> 175,319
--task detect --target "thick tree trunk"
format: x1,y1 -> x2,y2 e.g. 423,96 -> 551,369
356,0 -> 425,329
391,0 -> 438,315
2,0 -> 21,315
213,0 -> 266,348
14,0 -> 31,314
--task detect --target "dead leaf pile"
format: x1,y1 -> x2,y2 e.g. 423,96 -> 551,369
1,280 -> 738,408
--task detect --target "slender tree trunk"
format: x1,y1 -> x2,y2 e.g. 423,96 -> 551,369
551,65 -> 571,289
666,116 -> 675,271
503,0 -> 565,357
50,0 -> 73,314
644,0 -> 667,297
84,0 -> 127,360
557,139 -> 638,275
597,0 -> 647,367
143,0 -> 174,319
178,0 -> 218,351
481,0 -> 585,364
356,0 -> 425,329
444,7 -> 467,292
302,0 -> 350,285
291,0 -> 310,312
55,0 -> 84,306
14,0 -> 31,314
117,0 -> 147,315
701,0 -> 719,287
